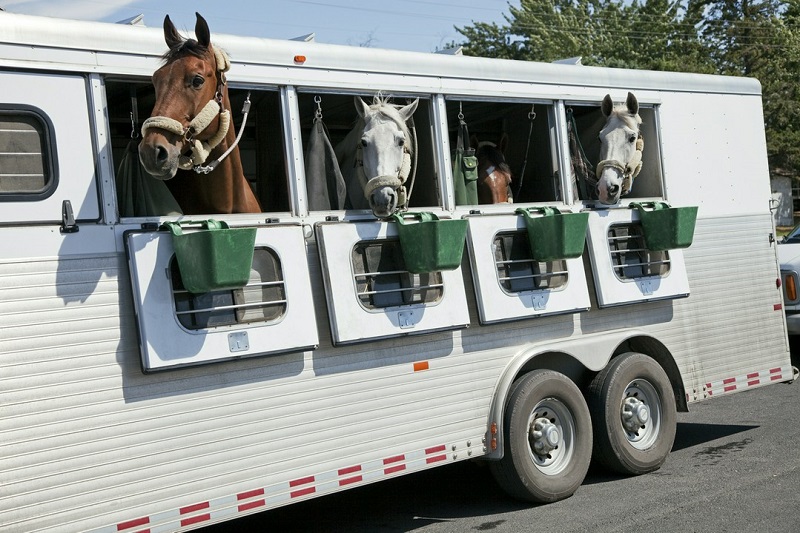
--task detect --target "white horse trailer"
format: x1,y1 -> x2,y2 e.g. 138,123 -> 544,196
0,11 -> 793,532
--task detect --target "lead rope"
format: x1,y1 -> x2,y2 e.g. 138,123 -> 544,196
401,115 -> 418,210
193,91 -> 251,174
515,104 -> 535,199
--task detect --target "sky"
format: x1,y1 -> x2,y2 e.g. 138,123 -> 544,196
1,0 -> 516,53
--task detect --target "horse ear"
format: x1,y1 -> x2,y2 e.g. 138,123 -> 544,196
194,12 -> 211,48
498,133 -> 508,153
601,94 -> 614,117
397,98 -> 419,121
354,96 -> 370,118
163,15 -> 183,50
626,91 -> 639,116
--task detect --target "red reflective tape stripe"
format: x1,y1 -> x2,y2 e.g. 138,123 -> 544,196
338,465 -> 361,476
117,517 -> 149,531
180,502 -> 209,514
775,303 -> 783,311
237,488 -> 266,512
771,374 -> 783,381
384,464 -> 406,475
181,514 -> 211,527
770,367 -> 782,374
747,372 -> 759,379
338,464 -> 363,486
425,445 -> 446,454
179,502 -> 210,527
724,385 -> 737,392
237,488 -> 265,500
238,500 -> 266,512
383,454 -> 406,475
723,377 -> 736,385
290,487 -> 316,498
339,475 -> 363,486
289,476 -> 315,487
747,379 -> 760,386
426,454 -> 447,464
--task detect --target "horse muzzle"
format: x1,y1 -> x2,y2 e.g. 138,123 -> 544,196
138,136 -> 181,180
364,175 -> 407,218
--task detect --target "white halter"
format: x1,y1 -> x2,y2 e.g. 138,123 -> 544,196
140,48 -> 232,172
357,143 -> 413,209
596,132 -> 644,196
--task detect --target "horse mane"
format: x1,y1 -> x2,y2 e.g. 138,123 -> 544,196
161,38 -> 208,64
608,103 -> 642,130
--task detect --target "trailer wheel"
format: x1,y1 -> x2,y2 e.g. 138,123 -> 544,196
490,370 -> 593,503
587,352 -> 677,475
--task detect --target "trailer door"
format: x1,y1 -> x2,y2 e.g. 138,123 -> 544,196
0,71 -> 100,225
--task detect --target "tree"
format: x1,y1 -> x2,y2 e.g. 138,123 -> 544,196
455,0 -> 800,175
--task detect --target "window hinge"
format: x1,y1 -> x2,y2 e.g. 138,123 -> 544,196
60,200 -> 79,234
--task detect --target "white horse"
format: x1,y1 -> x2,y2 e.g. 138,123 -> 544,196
335,95 -> 418,218
596,92 -> 644,205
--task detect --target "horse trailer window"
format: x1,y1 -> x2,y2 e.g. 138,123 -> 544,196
104,80 -> 289,216
0,108 -> 56,199
607,223 -> 670,281
125,224 -> 318,371
494,231 -> 568,293
566,100 -> 663,203
171,247 -> 287,330
298,92 -> 439,213
351,239 -> 443,309
585,209 -> 690,307
315,220 -> 469,345
464,214 -> 591,324
445,99 -> 559,205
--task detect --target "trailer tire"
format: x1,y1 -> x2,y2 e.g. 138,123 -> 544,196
490,370 -> 593,503
588,352 -> 676,475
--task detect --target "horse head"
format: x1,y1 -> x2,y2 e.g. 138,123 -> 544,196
471,134 -> 512,204
355,96 -> 418,218
138,13 -> 231,180
596,92 -> 643,205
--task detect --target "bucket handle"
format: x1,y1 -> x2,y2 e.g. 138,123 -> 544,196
515,206 -> 561,219
161,219 -> 229,237
630,201 -> 671,213
391,212 -> 440,225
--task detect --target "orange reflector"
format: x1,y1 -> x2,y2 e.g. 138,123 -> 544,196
294,55 -> 306,64
490,422 -> 497,435
413,361 -> 429,372
490,438 -> 497,451
787,275 -> 797,301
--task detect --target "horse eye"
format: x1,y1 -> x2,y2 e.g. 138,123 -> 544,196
398,139 -> 405,147
360,139 -> 368,147
629,134 -> 637,143
191,75 -> 204,89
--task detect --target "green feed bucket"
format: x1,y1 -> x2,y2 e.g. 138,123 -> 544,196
515,207 -> 589,262
162,219 -> 256,294
631,202 -> 698,251
391,212 -> 468,274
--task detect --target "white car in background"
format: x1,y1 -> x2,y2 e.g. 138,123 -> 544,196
778,224 -> 800,334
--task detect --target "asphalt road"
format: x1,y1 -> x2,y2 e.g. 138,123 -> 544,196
201,351 -> 800,533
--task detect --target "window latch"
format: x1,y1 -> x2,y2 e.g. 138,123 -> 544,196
60,200 -> 79,234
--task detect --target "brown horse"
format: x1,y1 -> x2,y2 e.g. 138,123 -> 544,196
138,13 -> 261,214
471,134 -> 512,204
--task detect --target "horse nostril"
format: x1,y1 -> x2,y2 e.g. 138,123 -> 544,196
608,184 -> 619,196
155,145 -> 168,164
